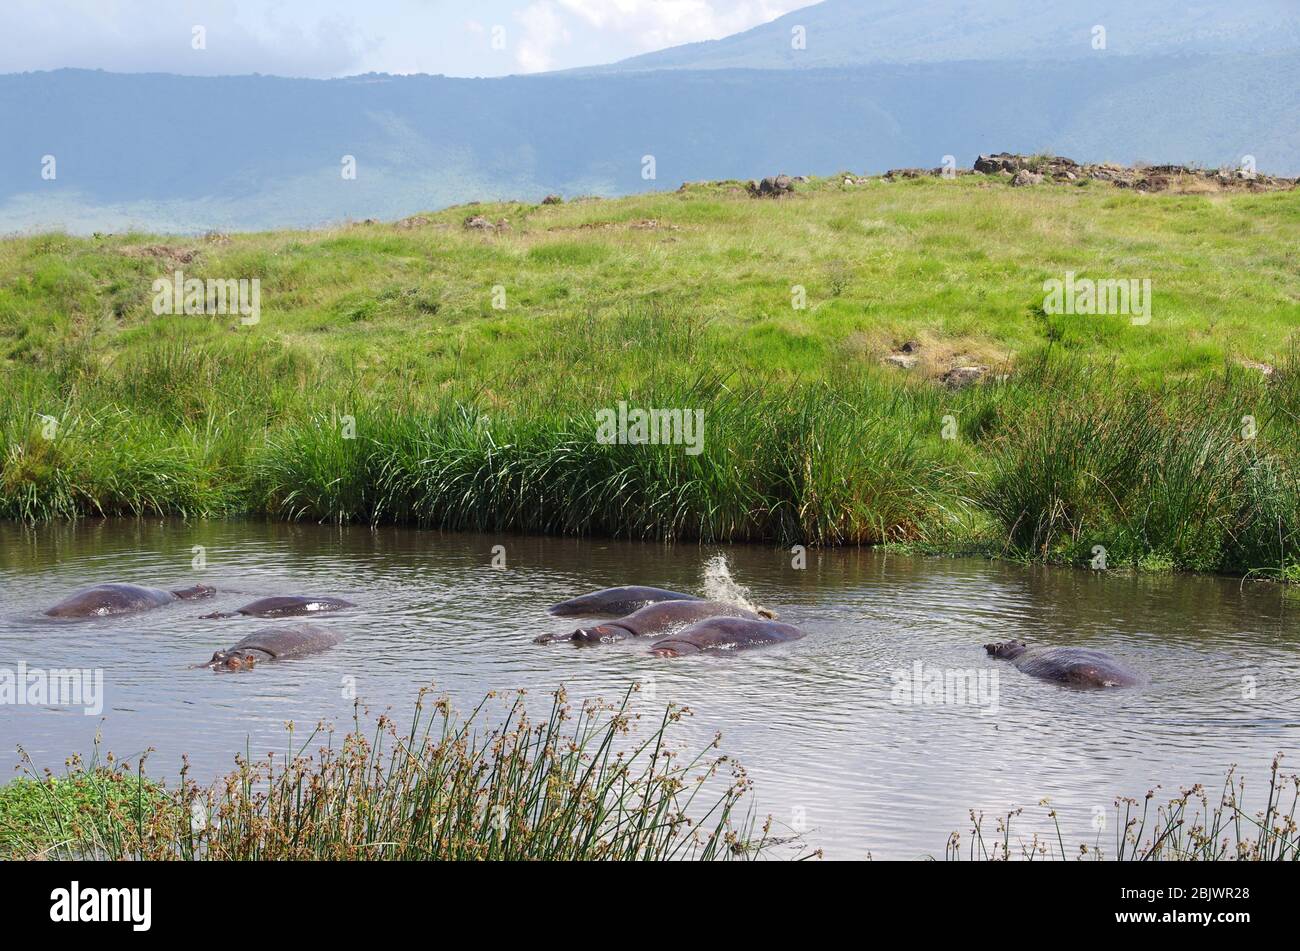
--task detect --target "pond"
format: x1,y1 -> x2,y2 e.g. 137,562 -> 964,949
1,520 -> 1296,858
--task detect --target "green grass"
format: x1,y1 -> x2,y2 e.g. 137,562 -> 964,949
2,174 -> 1299,574
3,688 -> 776,861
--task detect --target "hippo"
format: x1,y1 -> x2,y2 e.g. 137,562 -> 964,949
45,582 -> 215,618
984,640 -> 1140,688
649,617 -> 806,657
535,599 -> 777,645
200,595 -> 355,619
548,586 -> 702,618
196,623 -> 345,671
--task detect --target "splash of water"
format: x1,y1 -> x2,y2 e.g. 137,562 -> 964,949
701,554 -> 762,613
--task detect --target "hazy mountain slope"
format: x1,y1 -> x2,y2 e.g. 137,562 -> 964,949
605,0 -> 1300,71
2,54 -> 1297,234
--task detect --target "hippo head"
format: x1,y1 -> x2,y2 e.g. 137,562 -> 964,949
570,624 -> 626,645
984,640 -> 1029,660
204,648 -> 260,671
174,584 -> 217,601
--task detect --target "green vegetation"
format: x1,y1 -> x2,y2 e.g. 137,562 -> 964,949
2,175 -> 1299,575
0,767 -> 168,857
2,688 -> 772,860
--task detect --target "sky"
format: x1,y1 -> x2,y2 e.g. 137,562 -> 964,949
0,0 -> 819,78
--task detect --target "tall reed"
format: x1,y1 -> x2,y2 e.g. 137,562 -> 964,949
4,688 -> 774,861
948,756 -> 1299,861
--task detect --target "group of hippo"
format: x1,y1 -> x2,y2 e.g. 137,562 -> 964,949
42,580 -> 1141,688
43,582 -> 353,671
538,585 -> 801,657
537,585 -> 1140,687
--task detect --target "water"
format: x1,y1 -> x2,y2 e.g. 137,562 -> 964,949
2,520 -> 1297,859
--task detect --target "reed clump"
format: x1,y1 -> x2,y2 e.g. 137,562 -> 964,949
3,688 -> 776,861
978,357 -> 1300,575
247,380 -> 954,545
948,755 -> 1300,861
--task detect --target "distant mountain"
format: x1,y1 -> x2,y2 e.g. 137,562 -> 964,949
2,54 -> 1296,235
604,0 -> 1300,71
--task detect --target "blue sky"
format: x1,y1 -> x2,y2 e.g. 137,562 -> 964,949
0,0 -> 818,77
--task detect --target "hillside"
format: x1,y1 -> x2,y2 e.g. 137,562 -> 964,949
2,169 -> 1299,575
605,0 -> 1300,71
3,50 -> 1299,234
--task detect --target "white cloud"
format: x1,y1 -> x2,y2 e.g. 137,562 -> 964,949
0,0 -> 371,77
514,2 -> 573,73
556,0 -> 808,54
0,0 -> 820,79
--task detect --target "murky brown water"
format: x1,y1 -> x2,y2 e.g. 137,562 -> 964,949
1,520 -> 1297,858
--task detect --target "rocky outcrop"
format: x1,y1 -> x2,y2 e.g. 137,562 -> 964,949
464,215 -> 510,232
748,175 -> 795,198
973,153 -> 1297,193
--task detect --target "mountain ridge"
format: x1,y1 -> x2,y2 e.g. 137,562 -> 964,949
3,53 -> 1297,234
599,0 -> 1300,72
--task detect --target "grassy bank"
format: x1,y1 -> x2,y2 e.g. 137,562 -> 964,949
2,689 -> 772,860
2,173 -> 1299,574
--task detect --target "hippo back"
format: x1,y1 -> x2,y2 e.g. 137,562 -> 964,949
1015,647 -> 1140,688
45,583 -> 174,618
655,617 -> 805,653
548,586 -> 702,617
229,624 -> 346,660
619,599 -> 761,634
237,596 -> 354,617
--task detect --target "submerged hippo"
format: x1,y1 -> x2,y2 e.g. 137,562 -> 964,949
548,586 -> 701,618
196,623 -> 345,671
200,595 -> 355,619
535,599 -> 776,645
649,617 -> 806,657
45,582 -> 215,619
985,640 -> 1140,688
